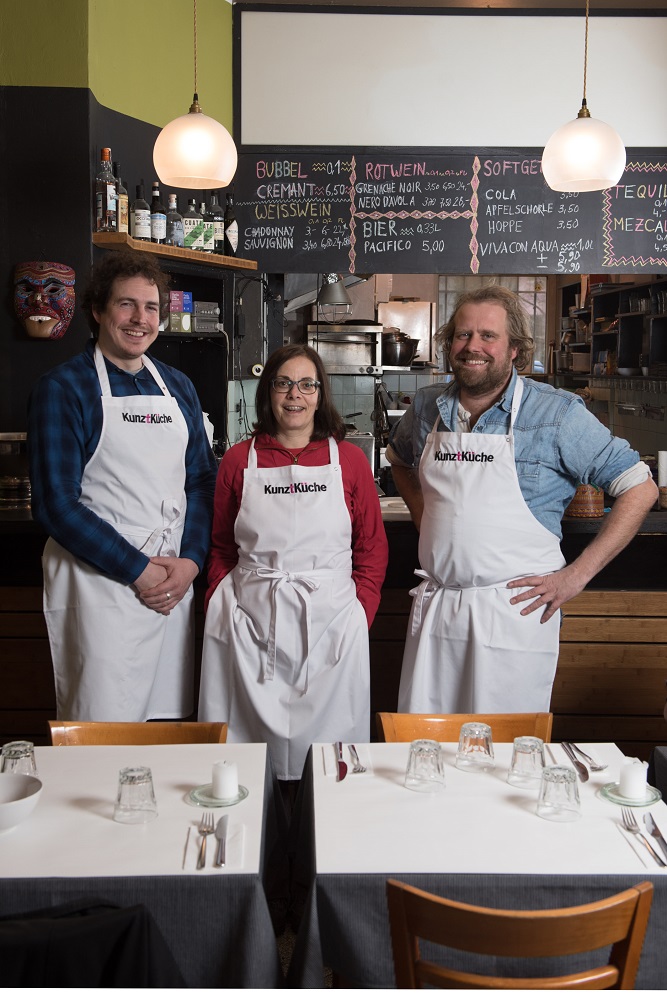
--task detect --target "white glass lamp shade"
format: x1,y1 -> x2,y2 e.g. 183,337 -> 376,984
542,115 -> 626,193
153,110 -> 238,189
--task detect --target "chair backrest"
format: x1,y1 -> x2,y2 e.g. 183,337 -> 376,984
386,879 -> 653,990
48,721 -> 228,746
376,712 -> 552,743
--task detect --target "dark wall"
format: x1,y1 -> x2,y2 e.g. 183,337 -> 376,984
0,86 -> 220,432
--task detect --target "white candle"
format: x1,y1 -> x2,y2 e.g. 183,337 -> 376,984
618,758 -> 647,800
658,452 -> 667,488
212,760 -> 238,801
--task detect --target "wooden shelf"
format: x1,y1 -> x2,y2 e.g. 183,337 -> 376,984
93,232 -> 258,272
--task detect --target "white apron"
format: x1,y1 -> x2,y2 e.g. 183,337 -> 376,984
199,437 -> 369,780
43,346 -> 194,722
398,378 -> 565,714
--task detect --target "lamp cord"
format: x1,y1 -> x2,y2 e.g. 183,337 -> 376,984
582,0 -> 589,102
193,0 -> 198,97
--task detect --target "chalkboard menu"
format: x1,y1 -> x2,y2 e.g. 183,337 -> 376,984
234,149 -> 667,275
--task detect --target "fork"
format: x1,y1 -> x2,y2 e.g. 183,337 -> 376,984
620,807 -> 666,867
197,811 -> 215,869
348,744 -> 367,774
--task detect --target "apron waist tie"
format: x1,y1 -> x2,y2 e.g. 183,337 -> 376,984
135,498 -> 186,557
250,567 -> 320,693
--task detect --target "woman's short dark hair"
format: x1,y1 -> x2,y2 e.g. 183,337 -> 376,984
82,251 -> 171,336
254,344 -> 345,441
436,285 -> 535,370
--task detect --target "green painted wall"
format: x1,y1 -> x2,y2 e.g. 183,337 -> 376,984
0,0 -> 233,129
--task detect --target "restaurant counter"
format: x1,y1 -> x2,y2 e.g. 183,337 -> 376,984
1,509 -> 667,754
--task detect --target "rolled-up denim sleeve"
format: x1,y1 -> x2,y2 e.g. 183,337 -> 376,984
558,396 -> 641,490
387,403 -> 418,467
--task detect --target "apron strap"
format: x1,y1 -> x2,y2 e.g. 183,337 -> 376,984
250,567 -> 320,694
138,498 -> 186,556
94,344 -> 171,398
409,570 -> 440,635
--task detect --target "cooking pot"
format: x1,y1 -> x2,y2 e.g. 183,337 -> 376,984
382,336 -> 419,367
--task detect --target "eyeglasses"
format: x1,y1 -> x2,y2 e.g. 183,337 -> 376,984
271,377 -> 321,395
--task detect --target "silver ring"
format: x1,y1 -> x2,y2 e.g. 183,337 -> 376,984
166,592 -> 171,600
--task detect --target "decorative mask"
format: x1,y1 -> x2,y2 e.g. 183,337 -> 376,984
14,261 -> 76,339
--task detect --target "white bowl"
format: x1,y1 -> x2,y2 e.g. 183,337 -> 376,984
0,773 -> 42,832
617,367 -> 641,376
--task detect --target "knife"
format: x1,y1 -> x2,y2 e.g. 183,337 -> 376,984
562,742 -> 589,782
214,815 -> 229,868
644,812 -> 667,864
335,742 -> 348,782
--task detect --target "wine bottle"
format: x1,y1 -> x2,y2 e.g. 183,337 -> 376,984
166,194 -> 184,248
113,161 -> 128,234
183,198 -> 204,250
94,147 -> 117,232
200,198 -> 215,253
224,191 -> 238,257
130,182 -> 151,242
150,181 -> 167,244
208,190 -> 225,254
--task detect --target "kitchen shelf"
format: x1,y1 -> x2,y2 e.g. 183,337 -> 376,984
93,232 -> 258,271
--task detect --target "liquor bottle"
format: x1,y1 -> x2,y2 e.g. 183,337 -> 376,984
165,193 -> 184,247
130,182 -> 151,242
224,191 -> 238,257
200,199 -> 215,253
94,147 -> 117,232
113,161 -> 128,234
208,190 -> 225,254
150,181 -> 167,244
183,198 -> 204,250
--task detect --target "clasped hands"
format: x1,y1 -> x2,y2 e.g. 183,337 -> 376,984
133,557 -> 199,615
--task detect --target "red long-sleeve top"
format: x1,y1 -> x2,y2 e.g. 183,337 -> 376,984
206,434 -> 388,625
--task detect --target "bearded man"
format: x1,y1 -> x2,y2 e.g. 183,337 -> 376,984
387,285 -> 657,714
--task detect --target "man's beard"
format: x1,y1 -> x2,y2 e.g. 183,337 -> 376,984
450,350 -> 515,397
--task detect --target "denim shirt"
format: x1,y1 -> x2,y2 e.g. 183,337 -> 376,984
388,368 -> 641,539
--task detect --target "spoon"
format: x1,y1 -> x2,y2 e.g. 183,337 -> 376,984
566,742 -> 608,772
562,742 -> 589,782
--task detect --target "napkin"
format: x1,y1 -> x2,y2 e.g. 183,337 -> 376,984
182,821 -> 245,871
321,743 -> 372,777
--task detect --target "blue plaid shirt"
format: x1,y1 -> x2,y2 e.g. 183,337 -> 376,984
28,340 -> 217,584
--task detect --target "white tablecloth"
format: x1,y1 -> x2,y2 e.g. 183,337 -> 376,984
313,742 -> 667,875
1,743 -> 266,878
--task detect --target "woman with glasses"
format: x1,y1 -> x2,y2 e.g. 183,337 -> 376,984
199,345 -> 388,785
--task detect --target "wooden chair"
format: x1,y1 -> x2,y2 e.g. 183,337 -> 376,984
48,721 -> 227,746
386,878 -> 653,990
376,711 -> 552,743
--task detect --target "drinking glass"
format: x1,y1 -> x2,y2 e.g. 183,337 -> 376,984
507,736 -> 545,788
113,766 -> 158,824
1,740 -> 38,777
455,722 -> 495,772
404,739 -> 445,793
536,765 -> 581,822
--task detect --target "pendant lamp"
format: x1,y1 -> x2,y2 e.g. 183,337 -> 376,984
542,0 -> 625,193
317,274 -> 352,324
153,0 -> 237,189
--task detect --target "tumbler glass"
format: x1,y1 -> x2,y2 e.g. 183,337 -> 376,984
404,739 -> 445,793
455,722 -> 495,772
0,740 -> 38,777
113,766 -> 158,824
507,736 -> 545,788
536,765 -> 581,822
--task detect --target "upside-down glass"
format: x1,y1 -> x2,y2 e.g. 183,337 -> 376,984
404,739 -> 445,793
507,736 -> 545,788
455,722 -> 495,772
537,765 -> 581,822
113,766 -> 158,824
1,740 -> 38,777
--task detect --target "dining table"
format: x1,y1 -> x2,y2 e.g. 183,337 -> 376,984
288,741 -> 667,988
0,742 -> 284,987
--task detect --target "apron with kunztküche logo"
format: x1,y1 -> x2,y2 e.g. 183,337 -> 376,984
199,437 -> 369,780
398,378 -> 565,714
43,345 -> 194,721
